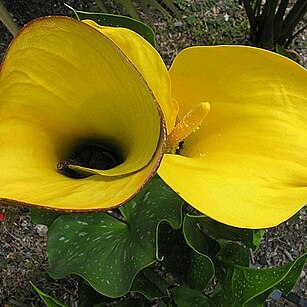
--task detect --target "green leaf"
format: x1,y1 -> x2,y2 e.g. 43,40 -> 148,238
183,215 -> 213,255
214,253 -> 307,306
78,281 -> 111,307
158,223 -> 191,281
248,252 -> 307,306
47,178 -> 183,298
30,282 -> 66,307
172,285 -> 209,307
70,8 -> 155,47
186,252 -> 215,291
183,215 -> 215,290
252,229 -> 264,250
276,44 -> 297,61
78,280 -> 147,307
131,267 -> 169,300
160,0 -> 182,19
217,242 -> 250,267
30,208 -> 61,227
185,214 -> 261,250
182,215 -> 307,306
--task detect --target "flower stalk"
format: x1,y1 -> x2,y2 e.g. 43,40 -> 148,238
0,2 -> 19,36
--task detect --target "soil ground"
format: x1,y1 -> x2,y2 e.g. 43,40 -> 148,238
0,0 -> 306,306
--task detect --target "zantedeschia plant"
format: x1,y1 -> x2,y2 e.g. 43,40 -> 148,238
0,10 -> 306,306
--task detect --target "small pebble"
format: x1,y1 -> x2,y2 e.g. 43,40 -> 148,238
35,224 -> 48,237
21,220 -> 28,227
174,21 -> 183,27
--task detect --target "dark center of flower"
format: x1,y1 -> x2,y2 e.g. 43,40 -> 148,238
57,140 -> 124,179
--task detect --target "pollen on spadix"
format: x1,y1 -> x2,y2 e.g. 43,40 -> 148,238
167,102 -> 211,148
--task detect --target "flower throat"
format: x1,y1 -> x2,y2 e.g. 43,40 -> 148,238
57,140 -> 124,179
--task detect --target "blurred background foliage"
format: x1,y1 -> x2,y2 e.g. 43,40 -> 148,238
242,0 -> 307,50
1,0 -> 306,52
95,0 -> 182,23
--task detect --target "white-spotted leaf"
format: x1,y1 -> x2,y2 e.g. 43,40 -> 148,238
47,178 -> 183,298
183,215 -> 215,290
183,215 -> 307,306
213,253 -> 307,306
185,215 -> 263,250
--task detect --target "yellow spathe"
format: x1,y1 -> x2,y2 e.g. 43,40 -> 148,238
0,17 -> 166,210
158,46 -> 307,228
82,19 -> 178,134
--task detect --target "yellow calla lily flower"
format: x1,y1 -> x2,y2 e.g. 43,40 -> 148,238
159,46 -> 307,229
89,20 -> 307,228
0,17 -> 166,211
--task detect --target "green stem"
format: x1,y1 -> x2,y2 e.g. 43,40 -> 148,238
259,0 -> 279,49
274,0 -> 289,40
95,0 -> 109,13
118,0 -> 141,21
285,22 -> 307,47
136,0 -> 153,25
148,0 -> 171,18
254,0 -> 262,20
280,0 -> 307,46
161,0 -> 182,19
242,0 -> 257,42
0,2 -> 19,36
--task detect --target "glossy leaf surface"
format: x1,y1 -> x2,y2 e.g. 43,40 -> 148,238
172,285 -> 209,307
131,267 -> 169,300
47,178 -> 183,297
183,215 -> 307,306
183,215 -> 215,290
215,253 -> 307,306
30,208 -> 60,227
185,214 -> 263,250
73,10 -> 155,47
